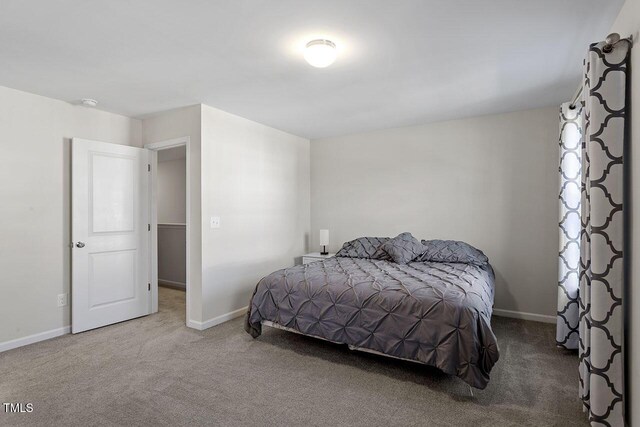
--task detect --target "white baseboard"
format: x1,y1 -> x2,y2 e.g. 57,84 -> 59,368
0,308 -> 552,351
186,306 -> 247,331
0,326 -> 71,353
493,308 -> 556,324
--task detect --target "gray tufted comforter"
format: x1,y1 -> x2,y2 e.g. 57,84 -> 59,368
245,257 -> 499,389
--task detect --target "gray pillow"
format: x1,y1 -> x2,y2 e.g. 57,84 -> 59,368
335,236 -> 391,260
373,232 -> 424,264
418,239 -> 489,266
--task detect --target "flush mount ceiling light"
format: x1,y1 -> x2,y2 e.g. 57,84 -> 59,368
81,98 -> 98,107
304,39 -> 337,68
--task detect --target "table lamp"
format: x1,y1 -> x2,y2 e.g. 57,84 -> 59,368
319,229 -> 329,255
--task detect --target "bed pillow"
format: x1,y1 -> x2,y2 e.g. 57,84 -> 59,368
335,236 -> 391,260
418,239 -> 489,266
373,232 -> 425,264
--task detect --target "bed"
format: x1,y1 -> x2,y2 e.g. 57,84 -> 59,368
244,234 -> 500,389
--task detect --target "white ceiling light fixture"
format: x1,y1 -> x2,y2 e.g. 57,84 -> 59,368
304,39 -> 337,68
81,98 -> 98,107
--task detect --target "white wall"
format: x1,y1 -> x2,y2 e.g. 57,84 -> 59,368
158,155 -> 186,224
200,104 -> 310,324
0,85 -> 141,345
310,106 -> 559,318
609,0 -> 639,424
142,105 -> 202,323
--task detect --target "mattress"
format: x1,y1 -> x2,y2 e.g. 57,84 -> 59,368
244,257 -> 499,389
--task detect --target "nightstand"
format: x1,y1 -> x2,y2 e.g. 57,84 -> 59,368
302,252 -> 335,265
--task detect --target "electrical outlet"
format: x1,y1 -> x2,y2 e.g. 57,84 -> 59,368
57,293 -> 68,307
210,216 -> 221,229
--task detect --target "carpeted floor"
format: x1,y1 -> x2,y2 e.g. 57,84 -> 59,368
0,287 -> 587,426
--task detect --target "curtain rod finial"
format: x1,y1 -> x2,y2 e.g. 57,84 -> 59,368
603,33 -> 621,53
605,33 -> 620,45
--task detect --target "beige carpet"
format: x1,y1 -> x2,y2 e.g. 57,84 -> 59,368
0,287 -> 587,426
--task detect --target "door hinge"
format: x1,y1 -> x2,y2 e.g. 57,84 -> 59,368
148,283 -> 151,291
148,224 -> 151,231
148,164 -> 151,172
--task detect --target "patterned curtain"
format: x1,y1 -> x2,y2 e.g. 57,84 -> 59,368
557,103 -> 582,350
578,39 -> 630,426
557,39 -> 630,425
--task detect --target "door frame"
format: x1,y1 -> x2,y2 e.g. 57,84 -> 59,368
144,137 -> 190,323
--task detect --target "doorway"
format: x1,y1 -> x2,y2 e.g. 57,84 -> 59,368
145,137 -> 190,325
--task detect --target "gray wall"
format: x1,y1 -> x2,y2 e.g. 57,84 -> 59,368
158,225 -> 186,286
157,153 -> 187,287
310,106 -> 559,317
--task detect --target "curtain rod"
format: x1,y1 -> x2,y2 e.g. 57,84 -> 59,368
569,86 -> 583,110
569,33 -> 633,109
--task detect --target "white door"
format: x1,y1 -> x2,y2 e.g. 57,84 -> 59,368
72,138 -> 151,333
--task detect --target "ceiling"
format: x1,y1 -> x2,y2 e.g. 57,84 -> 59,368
157,145 -> 186,162
0,0 -> 624,139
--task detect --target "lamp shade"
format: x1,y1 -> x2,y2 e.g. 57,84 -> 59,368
319,229 -> 329,246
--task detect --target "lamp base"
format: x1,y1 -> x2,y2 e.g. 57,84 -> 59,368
320,245 -> 328,256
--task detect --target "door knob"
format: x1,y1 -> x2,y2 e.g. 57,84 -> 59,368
76,242 -> 86,248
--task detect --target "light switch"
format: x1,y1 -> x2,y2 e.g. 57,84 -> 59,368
210,216 -> 221,229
